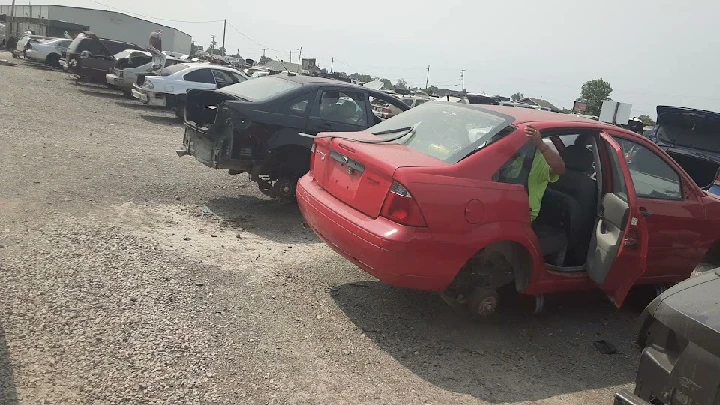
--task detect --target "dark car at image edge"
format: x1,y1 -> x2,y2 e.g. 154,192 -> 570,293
614,268 -> 720,405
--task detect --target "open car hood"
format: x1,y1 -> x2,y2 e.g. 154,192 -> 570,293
656,105 -> 720,134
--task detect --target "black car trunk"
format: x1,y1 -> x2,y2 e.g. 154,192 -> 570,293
665,150 -> 719,189
185,89 -> 239,129
655,106 -> 720,189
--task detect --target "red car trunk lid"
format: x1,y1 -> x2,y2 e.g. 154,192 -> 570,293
311,132 -> 446,218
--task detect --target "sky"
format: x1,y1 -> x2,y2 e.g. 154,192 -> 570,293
5,0 -> 720,118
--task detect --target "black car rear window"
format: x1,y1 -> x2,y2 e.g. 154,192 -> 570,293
218,76 -> 301,102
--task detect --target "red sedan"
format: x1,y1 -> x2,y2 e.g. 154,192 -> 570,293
297,102 -> 720,315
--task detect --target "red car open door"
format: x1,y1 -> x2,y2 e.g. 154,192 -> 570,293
587,132 -> 649,307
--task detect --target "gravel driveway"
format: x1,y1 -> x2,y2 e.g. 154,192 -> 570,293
0,52 -> 639,404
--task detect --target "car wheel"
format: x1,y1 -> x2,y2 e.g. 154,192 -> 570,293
46,53 -> 60,68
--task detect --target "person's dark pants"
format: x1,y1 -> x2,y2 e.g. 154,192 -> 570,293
532,222 -> 567,266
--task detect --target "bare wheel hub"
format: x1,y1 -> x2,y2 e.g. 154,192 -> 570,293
468,288 -> 499,318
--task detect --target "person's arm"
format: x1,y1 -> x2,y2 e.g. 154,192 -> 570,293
524,125 -> 566,176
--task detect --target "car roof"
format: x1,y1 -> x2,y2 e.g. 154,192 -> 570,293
438,102 -> 637,134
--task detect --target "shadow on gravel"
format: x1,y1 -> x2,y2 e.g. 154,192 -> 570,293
0,323 -> 18,405
205,195 -> 317,244
115,101 -> 159,111
77,88 -> 126,99
333,281 -> 638,403
140,114 -> 182,126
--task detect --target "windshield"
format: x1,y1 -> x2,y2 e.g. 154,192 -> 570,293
218,76 -> 301,102
368,102 -> 515,163
657,112 -> 720,153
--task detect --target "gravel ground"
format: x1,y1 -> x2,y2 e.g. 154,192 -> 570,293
0,52 -> 640,404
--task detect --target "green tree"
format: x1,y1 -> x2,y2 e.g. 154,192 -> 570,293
395,78 -> 408,90
259,55 -> 273,65
579,79 -> 613,116
511,92 -> 524,102
380,78 -> 394,90
425,85 -> 439,95
637,114 -> 656,126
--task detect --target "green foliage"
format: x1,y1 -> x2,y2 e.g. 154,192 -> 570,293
579,79 -> 613,116
637,114 -> 656,126
511,92 -> 524,102
395,78 -> 408,90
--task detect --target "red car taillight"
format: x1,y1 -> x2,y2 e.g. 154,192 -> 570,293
715,174 -> 720,186
381,181 -> 427,227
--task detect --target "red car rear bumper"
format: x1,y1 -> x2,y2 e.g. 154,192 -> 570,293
297,174 -> 458,291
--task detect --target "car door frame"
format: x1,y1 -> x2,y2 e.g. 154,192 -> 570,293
589,131 -> 649,307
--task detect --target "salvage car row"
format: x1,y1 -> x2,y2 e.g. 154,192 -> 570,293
9,35 -> 720,405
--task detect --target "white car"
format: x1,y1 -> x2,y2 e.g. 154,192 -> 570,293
107,53 -> 185,96
132,64 -> 248,118
24,38 -> 72,67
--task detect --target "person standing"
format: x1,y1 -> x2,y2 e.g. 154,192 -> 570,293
148,29 -> 165,70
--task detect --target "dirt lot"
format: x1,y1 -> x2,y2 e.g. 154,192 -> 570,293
0,52 -> 639,404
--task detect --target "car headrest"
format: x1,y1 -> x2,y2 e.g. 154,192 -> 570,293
560,145 -> 593,172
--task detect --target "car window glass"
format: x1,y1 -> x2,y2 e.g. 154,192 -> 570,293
287,92 -> 315,115
494,142 -> 536,189
184,68 -> 216,84
318,91 -> 367,126
613,137 -> 682,200
230,73 -> 247,83
211,69 -> 235,87
604,140 -> 628,200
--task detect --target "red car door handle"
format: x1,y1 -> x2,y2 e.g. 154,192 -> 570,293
639,207 -> 652,217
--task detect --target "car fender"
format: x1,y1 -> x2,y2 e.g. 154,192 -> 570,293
464,220 -> 544,291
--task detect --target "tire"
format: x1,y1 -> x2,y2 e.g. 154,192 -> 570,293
174,95 -> 186,120
46,53 -> 60,68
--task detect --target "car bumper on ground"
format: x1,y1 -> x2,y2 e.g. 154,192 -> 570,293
106,73 -> 131,90
613,391 -> 651,405
131,88 -> 167,107
296,174 -> 462,291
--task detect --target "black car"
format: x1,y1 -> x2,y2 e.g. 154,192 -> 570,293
646,106 -> 720,195
66,31 -> 144,83
614,268 -> 720,405
178,73 -> 409,200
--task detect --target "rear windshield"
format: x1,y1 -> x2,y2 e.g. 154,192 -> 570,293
368,102 -> 515,163
218,76 -> 301,102
657,112 -> 720,153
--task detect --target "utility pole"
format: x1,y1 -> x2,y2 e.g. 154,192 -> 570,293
298,47 -> 302,64
5,0 -> 16,43
221,19 -> 227,56
460,69 -> 466,93
425,65 -> 430,90
210,34 -> 216,52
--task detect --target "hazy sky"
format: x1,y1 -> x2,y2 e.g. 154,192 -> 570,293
6,0 -> 720,117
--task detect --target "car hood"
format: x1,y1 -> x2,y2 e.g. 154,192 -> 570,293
642,268 -> 720,357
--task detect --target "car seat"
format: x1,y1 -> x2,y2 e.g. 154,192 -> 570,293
549,145 -> 598,265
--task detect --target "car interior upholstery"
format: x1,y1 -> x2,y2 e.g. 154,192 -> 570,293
539,133 -> 602,268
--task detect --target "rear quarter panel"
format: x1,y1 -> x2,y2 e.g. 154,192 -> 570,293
393,132 -> 543,283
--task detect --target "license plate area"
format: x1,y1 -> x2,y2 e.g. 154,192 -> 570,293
326,150 -> 365,198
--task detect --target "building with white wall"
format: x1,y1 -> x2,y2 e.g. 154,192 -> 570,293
0,5 -> 192,54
